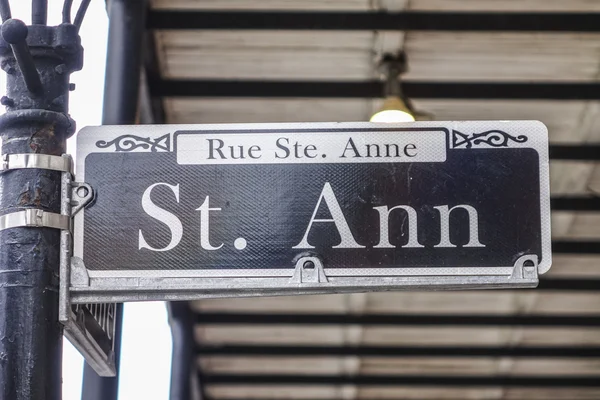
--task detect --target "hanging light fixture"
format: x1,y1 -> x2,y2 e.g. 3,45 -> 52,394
370,96 -> 415,123
370,52 -> 429,123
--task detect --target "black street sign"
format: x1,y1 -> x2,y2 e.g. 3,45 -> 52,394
71,121 -> 551,303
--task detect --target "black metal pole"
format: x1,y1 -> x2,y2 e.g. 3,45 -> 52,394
31,0 -> 47,25
169,302 -> 197,400
0,12 -> 83,400
102,0 -> 146,126
80,1 -> 146,400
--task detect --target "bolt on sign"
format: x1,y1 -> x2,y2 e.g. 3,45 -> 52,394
69,121 -> 551,303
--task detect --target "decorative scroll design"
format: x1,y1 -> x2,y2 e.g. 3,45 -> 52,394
452,130 -> 528,149
95,134 -> 170,152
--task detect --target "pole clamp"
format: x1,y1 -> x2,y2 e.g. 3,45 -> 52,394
0,209 -> 71,232
0,152 -> 111,375
0,154 -> 77,232
1,153 -> 73,173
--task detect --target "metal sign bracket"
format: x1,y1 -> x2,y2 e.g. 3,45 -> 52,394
509,254 -> 539,282
57,162 -> 116,377
57,162 -> 95,320
0,152 -> 116,377
290,255 -> 328,284
0,154 -> 73,232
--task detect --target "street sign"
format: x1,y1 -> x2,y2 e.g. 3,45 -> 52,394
70,121 -> 551,303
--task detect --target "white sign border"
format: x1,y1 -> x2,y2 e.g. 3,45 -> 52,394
72,121 -> 551,301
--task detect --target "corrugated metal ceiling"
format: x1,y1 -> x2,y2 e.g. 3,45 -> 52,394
147,1 -> 600,399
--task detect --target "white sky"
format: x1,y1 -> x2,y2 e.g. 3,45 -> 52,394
0,2 -> 173,399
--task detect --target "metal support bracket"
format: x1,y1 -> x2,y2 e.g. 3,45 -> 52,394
510,254 -> 539,282
0,152 -> 114,375
58,168 -> 95,313
290,255 -> 328,284
52,159 -> 116,376
70,181 -> 95,216
0,154 -> 74,232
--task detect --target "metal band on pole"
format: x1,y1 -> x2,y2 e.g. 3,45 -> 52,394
0,209 -> 70,232
1,153 -> 73,173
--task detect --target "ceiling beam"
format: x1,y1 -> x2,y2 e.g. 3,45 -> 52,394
194,313 -> 600,327
550,145 -> 600,161
552,241 -> 600,254
149,79 -> 600,100
201,373 -> 600,387
196,344 -> 600,358
551,197 -> 600,211
147,11 -> 600,32
538,278 -> 600,291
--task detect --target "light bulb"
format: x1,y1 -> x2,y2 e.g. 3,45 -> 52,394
370,109 -> 415,123
370,96 -> 415,123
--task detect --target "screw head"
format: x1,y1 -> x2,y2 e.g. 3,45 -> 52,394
0,96 -> 14,107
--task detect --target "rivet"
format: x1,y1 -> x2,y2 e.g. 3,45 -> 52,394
0,96 -> 14,107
